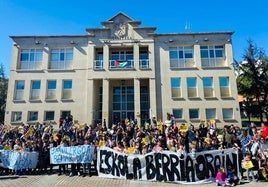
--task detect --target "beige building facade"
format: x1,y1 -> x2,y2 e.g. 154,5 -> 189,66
5,13 -> 241,127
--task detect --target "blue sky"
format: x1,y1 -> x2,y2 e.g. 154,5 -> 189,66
1,0 -> 268,77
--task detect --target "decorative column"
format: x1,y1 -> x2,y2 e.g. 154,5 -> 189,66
134,78 -> 141,125
133,42 -> 139,69
149,78 -> 157,119
102,78 -> 110,126
103,44 -> 109,69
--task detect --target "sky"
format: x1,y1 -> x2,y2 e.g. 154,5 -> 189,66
1,0 -> 268,77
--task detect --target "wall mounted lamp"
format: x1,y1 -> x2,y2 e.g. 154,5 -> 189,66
35,40 -> 41,45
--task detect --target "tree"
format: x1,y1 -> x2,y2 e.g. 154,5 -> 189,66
0,63 -> 8,123
236,40 -> 268,122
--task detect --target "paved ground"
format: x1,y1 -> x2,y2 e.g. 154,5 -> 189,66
0,174 -> 267,187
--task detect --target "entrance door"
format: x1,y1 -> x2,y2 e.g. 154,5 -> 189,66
112,86 -> 134,124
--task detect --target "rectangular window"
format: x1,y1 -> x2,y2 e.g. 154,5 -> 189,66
94,49 -> 104,69
206,108 -> 216,120
171,78 -> 181,98
44,111 -> 55,121
189,109 -> 199,119
173,109 -> 183,119
28,111 -> 38,121
222,108 -> 233,120
139,47 -> 149,69
169,46 -> 194,68
200,45 -> 225,67
61,111 -> 71,120
187,77 -> 197,98
46,80 -> 57,99
11,112 -> 22,122
14,80 -> 25,100
19,49 -> 43,70
30,80 -> 41,100
202,77 -> 214,97
62,80 -> 72,99
50,48 -> 73,69
219,77 -> 230,97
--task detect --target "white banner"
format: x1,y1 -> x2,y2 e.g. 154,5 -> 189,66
50,145 -> 95,164
0,150 -> 39,170
97,147 -> 240,184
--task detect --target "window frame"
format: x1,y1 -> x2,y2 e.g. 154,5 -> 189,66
19,49 -> 43,70
187,77 -> 197,98
169,46 -> 194,68
62,80 -> 73,100
50,48 -> 73,70
171,78 -> 182,98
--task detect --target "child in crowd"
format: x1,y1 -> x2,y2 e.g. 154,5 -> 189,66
243,152 -> 256,181
215,166 -> 227,186
226,166 -> 240,186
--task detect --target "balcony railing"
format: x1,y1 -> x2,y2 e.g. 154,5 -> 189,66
109,60 -> 134,69
139,59 -> 149,69
93,59 -> 149,70
94,60 -> 104,69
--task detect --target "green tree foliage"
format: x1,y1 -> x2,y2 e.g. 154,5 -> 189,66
0,63 -> 8,123
236,40 -> 268,122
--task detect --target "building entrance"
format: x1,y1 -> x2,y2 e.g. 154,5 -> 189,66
112,85 -> 134,124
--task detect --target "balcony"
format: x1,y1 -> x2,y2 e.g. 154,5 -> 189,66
109,60 -> 134,69
93,59 -> 149,70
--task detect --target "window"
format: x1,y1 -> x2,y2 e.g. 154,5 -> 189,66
28,111 -> 38,121
50,48 -> 73,69
44,111 -> 55,121
61,111 -> 71,120
94,50 -> 103,69
139,47 -> 149,69
46,80 -> 57,99
171,78 -> 181,98
173,109 -> 183,119
200,45 -> 225,67
169,46 -> 194,68
189,109 -> 199,119
187,77 -> 197,98
30,80 -> 41,100
202,77 -> 214,97
14,80 -> 25,100
222,108 -> 233,120
62,80 -> 72,99
219,77 -> 230,97
11,112 -> 22,122
206,108 -> 216,120
19,49 -> 43,70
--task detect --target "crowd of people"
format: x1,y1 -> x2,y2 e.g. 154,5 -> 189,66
0,114 -> 268,185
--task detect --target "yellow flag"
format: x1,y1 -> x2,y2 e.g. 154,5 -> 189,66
127,147 -> 135,154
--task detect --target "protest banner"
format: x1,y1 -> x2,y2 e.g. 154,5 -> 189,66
0,150 -> 38,170
50,145 -> 95,164
97,147 -> 240,184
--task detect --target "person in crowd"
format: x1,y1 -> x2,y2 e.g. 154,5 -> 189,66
226,166 -> 240,186
58,139 -> 68,176
240,129 -> 252,156
215,166 -> 227,186
243,152 -> 256,182
69,139 -> 81,177
153,140 -> 163,152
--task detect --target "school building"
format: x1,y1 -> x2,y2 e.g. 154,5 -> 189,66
5,12 -> 241,127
